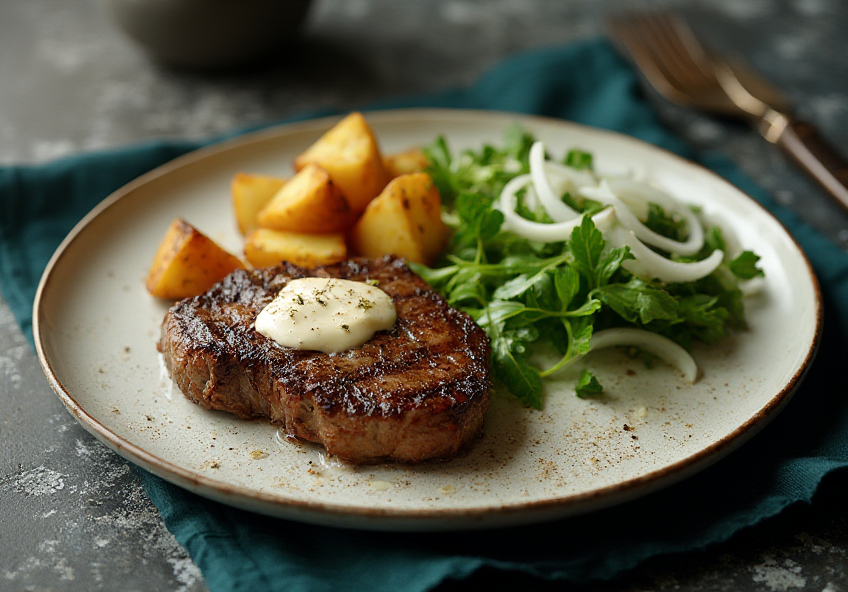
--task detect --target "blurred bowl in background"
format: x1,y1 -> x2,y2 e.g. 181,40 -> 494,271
102,0 -> 313,69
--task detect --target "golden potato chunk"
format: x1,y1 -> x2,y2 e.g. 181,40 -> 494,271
348,172 -> 449,266
244,228 -> 347,268
384,147 -> 430,179
256,164 -> 354,233
293,112 -> 390,214
146,218 -> 245,300
231,172 -> 287,235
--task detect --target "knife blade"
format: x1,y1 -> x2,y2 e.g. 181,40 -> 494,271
714,56 -> 848,213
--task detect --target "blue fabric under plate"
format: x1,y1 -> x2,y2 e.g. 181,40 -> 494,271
1,38 -> 847,591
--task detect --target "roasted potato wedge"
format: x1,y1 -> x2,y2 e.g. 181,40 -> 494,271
348,172 -> 449,265
146,218 -> 245,300
256,164 -> 354,233
293,112 -> 390,214
231,172 -> 287,235
244,228 -> 348,268
384,147 -> 430,179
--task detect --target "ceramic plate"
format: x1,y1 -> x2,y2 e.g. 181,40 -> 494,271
33,110 -> 821,531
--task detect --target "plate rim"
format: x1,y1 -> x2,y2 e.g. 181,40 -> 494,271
32,108 -> 824,530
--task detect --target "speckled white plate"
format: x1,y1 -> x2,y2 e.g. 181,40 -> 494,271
33,109 -> 821,531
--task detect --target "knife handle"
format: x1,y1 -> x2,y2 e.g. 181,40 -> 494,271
774,120 -> 848,214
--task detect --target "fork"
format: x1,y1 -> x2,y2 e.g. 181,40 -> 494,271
606,11 -> 848,214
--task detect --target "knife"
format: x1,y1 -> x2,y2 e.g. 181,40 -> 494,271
714,56 -> 848,213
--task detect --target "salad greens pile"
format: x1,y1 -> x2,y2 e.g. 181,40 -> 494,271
413,125 -> 763,409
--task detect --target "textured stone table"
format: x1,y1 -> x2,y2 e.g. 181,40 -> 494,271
2,1 -> 847,591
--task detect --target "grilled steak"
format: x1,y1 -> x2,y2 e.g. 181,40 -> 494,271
158,255 -> 491,464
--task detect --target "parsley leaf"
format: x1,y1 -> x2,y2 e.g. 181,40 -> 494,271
594,279 -> 680,325
564,149 -> 594,171
422,136 -> 457,204
453,191 -> 505,252
562,192 -> 605,216
503,123 -> 535,161
672,294 -> 731,345
569,216 -> 607,289
645,203 -> 688,242
491,328 -> 543,409
569,216 -> 633,289
728,251 -> 764,280
570,316 -> 595,357
575,369 -> 604,398
553,266 -> 580,311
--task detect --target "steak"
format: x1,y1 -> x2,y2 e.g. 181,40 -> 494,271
158,255 -> 491,464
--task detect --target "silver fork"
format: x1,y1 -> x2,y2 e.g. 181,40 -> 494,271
606,11 -> 848,213
606,12 -> 741,116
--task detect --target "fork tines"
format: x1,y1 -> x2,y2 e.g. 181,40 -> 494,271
605,11 -> 739,115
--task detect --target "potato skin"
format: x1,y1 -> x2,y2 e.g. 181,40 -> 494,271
231,172 -> 287,235
244,228 -> 348,268
348,172 -> 449,266
256,164 -> 354,233
293,112 -> 390,214
146,218 -> 245,300
151,114 -> 448,299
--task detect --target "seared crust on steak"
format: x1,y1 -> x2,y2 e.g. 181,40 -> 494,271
157,255 -> 491,464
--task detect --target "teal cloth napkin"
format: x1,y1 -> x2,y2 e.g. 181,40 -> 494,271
2,38 -> 847,591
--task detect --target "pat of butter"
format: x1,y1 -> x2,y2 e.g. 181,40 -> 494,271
255,278 -> 396,353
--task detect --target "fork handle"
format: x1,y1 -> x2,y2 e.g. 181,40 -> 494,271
772,118 -> 848,214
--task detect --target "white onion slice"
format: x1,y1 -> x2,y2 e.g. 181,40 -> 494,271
606,179 -> 706,251
543,159 -> 597,190
580,181 -> 703,256
589,328 -> 698,383
498,174 -> 616,241
498,156 -> 722,283
605,178 -> 680,211
529,142 -> 580,222
610,227 -> 724,283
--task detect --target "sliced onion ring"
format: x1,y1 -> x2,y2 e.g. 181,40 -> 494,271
609,227 -> 724,283
498,174 -> 616,241
499,157 -> 723,284
589,328 -> 698,383
529,142 -> 580,222
606,179 -> 705,251
543,159 -> 597,190
606,178 -> 681,212
580,181 -> 703,256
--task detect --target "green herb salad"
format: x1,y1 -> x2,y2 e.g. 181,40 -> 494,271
412,125 -> 764,409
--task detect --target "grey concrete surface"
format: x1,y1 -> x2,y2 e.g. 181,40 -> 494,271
1,1 -> 847,590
